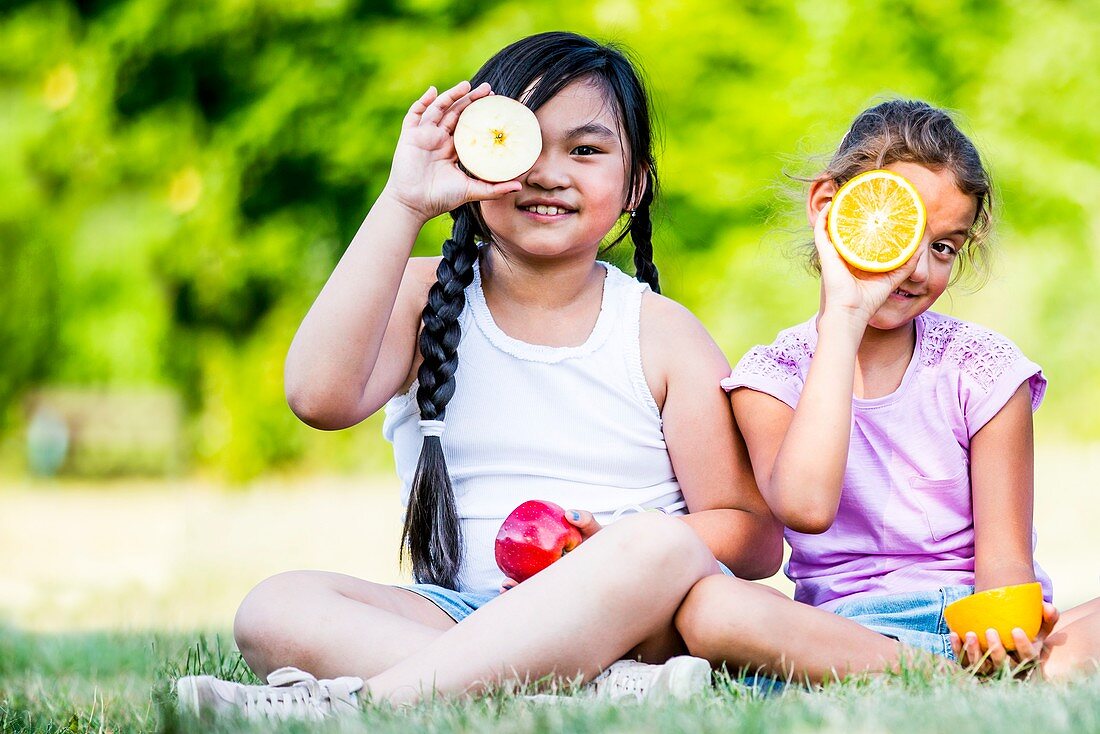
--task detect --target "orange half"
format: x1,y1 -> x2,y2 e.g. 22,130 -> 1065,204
827,169 -> 927,272
943,582 -> 1043,652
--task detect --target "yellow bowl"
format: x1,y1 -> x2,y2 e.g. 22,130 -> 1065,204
943,582 -> 1043,652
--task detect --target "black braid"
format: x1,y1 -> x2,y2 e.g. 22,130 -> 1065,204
400,209 -> 479,588
630,173 -> 660,294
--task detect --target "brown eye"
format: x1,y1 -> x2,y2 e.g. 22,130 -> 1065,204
932,241 -> 957,256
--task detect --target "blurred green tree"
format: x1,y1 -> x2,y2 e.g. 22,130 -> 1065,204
1,0 -> 1097,477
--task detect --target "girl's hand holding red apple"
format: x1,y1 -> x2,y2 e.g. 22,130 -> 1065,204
564,508 -> 604,540
380,81 -> 522,223
495,500 -> 605,588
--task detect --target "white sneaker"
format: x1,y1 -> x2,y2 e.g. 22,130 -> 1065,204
590,656 -> 711,702
176,666 -> 363,721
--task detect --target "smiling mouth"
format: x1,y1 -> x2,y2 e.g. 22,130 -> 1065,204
519,204 -> 575,216
892,289 -> 920,299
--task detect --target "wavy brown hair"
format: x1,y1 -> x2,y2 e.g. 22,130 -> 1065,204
801,99 -> 994,288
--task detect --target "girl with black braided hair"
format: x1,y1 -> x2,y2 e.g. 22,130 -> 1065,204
177,32 -> 780,716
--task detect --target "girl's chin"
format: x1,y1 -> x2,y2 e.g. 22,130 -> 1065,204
868,302 -> 927,331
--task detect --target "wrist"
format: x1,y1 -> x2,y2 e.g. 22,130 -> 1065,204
377,185 -> 433,226
974,564 -> 1036,593
816,309 -> 867,346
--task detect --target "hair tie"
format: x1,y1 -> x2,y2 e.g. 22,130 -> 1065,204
419,419 -> 445,438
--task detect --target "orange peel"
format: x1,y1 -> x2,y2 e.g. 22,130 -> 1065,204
943,582 -> 1043,652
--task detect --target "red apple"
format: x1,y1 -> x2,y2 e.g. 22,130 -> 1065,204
495,500 -> 583,583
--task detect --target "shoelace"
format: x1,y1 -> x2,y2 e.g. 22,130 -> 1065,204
237,668 -> 341,721
240,681 -> 325,721
593,662 -> 654,699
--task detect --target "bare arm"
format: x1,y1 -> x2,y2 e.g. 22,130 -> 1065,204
642,294 -> 783,579
762,311 -> 864,532
284,82 -> 521,429
284,197 -> 430,429
970,383 -> 1038,591
747,195 -> 921,533
953,382 -> 1060,669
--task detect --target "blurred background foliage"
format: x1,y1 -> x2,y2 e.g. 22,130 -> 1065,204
1,0 -> 1098,480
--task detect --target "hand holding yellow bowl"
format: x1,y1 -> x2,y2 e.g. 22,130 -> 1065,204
944,582 -> 1043,652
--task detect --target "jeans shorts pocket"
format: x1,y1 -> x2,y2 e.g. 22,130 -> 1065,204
909,470 -> 972,542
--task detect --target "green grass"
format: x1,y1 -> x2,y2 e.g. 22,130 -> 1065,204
2,626 -> 1100,733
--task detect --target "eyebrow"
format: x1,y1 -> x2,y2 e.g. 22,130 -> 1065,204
938,227 -> 972,239
565,122 -> 618,141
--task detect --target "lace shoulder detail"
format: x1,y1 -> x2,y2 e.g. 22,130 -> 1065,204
918,311 -> 1046,435
918,312 -> 1025,391
723,319 -> 815,407
735,323 -> 815,382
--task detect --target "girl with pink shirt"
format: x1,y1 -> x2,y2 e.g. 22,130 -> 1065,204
674,100 -> 1100,680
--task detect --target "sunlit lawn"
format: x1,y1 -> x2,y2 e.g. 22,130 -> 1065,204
4,626 -> 1100,734
2,444 -> 1100,731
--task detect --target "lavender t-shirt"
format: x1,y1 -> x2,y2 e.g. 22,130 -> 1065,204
722,311 -> 1053,611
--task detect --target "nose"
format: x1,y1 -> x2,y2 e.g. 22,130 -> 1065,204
523,148 -> 569,191
907,244 -> 930,284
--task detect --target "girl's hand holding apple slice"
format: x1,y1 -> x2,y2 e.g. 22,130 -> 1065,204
380,81 -> 525,223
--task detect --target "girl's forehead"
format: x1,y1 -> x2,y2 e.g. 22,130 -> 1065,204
885,161 -> 977,231
532,79 -> 623,138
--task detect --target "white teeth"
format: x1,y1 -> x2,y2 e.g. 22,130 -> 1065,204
525,205 -> 566,215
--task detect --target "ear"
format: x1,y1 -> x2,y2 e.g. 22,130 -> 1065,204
624,168 -> 650,213
807,176 -> 838,227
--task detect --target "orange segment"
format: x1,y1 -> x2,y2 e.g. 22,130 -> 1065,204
827,169 -> 927,272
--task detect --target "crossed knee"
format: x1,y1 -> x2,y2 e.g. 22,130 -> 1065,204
675,576 -> 776,661
596,511 -> 716,583
234,570 -> 329,676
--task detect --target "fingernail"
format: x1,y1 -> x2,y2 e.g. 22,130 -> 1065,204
570,510 -> 581,521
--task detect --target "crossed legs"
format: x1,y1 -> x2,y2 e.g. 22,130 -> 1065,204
676,575 -> 1100,683
234,512 -> 718,703
675,576 -> 918,684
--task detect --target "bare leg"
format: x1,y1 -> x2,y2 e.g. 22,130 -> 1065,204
628,622 -> 691,664
364,512 -> 717,703
675,575 -> 934,684
1042,596 -> 1100,679
234,570 -> 455,679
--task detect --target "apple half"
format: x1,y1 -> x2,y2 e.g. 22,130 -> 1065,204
453,95 -> 542,182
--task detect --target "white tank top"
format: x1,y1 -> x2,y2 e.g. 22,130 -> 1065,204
383,258 -> 685,594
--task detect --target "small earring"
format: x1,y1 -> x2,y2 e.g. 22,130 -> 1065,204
628,210 -> 637,219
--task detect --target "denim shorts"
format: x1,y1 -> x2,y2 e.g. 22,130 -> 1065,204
830,585 -> 974,660
399,583 -> 499,623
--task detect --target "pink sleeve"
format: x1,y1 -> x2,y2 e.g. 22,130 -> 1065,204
720,341 -> 806,411
957,331 -> 1046,438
